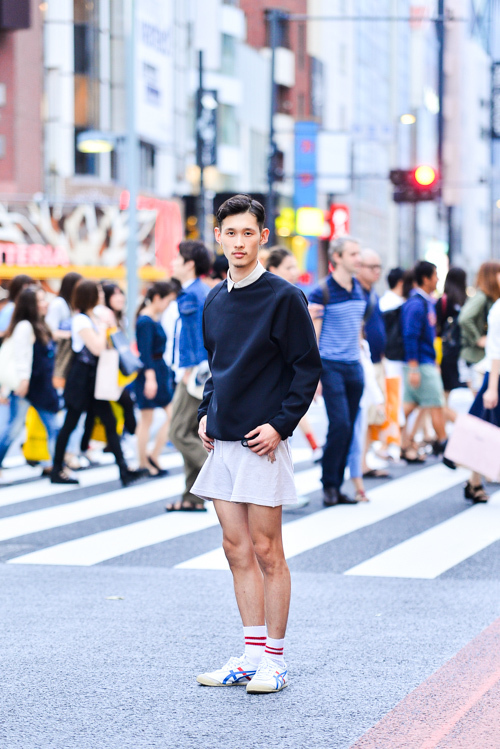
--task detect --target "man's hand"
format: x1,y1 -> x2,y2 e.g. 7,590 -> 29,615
15,379 -> 29,398
409,370 -> 421,389
245,424 -> 281,456
198,415 -> 214,452
483,387 -> 498,410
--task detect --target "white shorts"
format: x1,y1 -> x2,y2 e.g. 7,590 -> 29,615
192,439 -> 297,508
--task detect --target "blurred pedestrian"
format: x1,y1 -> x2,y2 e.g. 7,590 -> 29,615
0,287 -> 59,472
379,267 -> 406,457
194,194 -> 320,693
135,281 -> 177,476
51,280 -> 143,486
46,271 -> 82,339
205,253 -> 229,289
357,248 -> 389,477
166,241 -> 212,511
463,266 -> 500,503
308,236 -> 366,506
0,274 -> 34,337
436,267 -> 467,400
458,261 -> 500,393
401,261 -> 447,460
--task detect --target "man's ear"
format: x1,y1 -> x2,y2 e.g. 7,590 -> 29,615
214,226 -> 221,243
260,227 -> 270,245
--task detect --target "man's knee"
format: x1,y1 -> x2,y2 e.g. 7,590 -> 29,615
222,535 -> 254,569
253,538 -> 285,574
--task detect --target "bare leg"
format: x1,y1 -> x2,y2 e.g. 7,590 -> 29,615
150,407 -> 170,465
247,504 -> 290,639
136,409 -> 154,471
214,500 -> 265,626
430,407 -> 447,442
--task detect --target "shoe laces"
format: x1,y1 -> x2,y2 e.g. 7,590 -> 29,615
221,655 -> 246,672
255,655 -> 282,678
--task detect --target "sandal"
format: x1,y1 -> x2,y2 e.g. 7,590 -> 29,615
401,445 -> 426,464
464,482 -> 489,503
355,490 -> 369,502
147,456 -> 169,477
362,469 -> 390,479
165,499 -> 207,512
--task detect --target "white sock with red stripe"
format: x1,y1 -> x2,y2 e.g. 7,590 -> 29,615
243,625 -> 267,665
265,636 -> 285,666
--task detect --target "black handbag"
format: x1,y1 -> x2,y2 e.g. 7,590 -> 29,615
110,330 -> 143,376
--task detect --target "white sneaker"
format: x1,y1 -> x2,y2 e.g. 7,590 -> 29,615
196,655 -> 258,687
246,655 -> 288,693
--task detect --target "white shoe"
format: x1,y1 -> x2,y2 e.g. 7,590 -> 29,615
246,655 -> 288,693
196,655 -> 258,687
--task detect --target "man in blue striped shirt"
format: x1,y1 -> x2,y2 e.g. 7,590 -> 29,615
309,236 -> 366,505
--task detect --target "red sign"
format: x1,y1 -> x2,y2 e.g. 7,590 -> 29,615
322,204 -> 350,241
0,243 -> 70,266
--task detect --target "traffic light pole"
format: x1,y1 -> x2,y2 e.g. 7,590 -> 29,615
266,10 -> 282,246
125,0 -> 138,340
197,50 -> 206,244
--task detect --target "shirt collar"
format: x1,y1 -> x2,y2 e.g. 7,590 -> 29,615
182,278 -> 196,290
414,287 -> 433,302
227,261 -> 266,292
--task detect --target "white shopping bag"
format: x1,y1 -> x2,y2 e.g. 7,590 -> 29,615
94,348 -> 121,401
444,413 -> 500,481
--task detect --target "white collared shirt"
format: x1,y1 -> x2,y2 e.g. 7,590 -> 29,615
227,261 -> 266,292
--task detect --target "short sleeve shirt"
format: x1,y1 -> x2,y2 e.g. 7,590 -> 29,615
309,276 -> 366,362
71,313 -> 93,353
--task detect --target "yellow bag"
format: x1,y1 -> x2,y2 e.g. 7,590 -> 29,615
22,406 -> 51,462
90,402 -> 125,443
434,336 -> 443,366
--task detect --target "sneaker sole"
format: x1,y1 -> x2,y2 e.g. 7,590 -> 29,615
246,682 -> 288,694
196,675 -> 248,687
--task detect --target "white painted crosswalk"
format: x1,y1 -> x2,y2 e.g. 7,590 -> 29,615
0,453 -> 497,578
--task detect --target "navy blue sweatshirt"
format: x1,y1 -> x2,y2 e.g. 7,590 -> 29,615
198,273 -> 322,441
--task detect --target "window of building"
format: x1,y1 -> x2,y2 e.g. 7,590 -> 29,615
218,104 -> 239,146
298,24 -> 306,70
75,127 -> 97,176
139,141 -> 156,191
266,14 -> 290,48
222,0 -> 239,5
221,33 -> 236,74
74,0 -> 100,175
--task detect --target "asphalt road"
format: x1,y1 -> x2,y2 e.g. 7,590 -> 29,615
1,403 -> 499,749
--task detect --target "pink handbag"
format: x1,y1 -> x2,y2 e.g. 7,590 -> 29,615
444,413 -> 500,481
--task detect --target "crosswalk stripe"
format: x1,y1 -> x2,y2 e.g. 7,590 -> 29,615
9,506 -> 220,566
0,452 -> 184,511
0,472 -> 186,542
344,490 -> 500,579
175,465 -> 469,570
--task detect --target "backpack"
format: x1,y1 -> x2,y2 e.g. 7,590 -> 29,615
437,295 -> 461,358
383,306 -> 405,361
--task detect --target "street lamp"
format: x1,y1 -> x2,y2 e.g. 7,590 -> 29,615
76,130 -> 117,154
400,113 -> 416,125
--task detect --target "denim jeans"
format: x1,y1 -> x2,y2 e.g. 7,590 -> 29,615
0,394 -> 59,467
321,359 -> 364,490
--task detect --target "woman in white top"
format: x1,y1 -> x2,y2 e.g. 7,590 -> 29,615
463,267 -> 500,502
45,271 -> 82,337
0,286 -> 59,470
50,279 -> 144,487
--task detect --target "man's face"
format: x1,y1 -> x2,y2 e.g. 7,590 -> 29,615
334,241 -> 361,276
429,269 -> 438,292
358,252 -> 382,289
214,212 -> 269,271
171,252 -> 194,283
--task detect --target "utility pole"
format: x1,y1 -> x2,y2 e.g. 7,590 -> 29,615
436,0 -> 453,263
266,9 -> 286,245
197,51 -> 205,244
125,0 -> 138,340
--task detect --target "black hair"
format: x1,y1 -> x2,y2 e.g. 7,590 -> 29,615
8,274 -> 34,303
443,267 -> 467,311
136,280 -> 178,320
266,247 -> 292,271
211,253 -> 229,280
402,269 -> 415,299
72,279 -> 99,314
387,267 -> 405,290
102,283 -> 124,324
5,286 -> 51,344
414,260 -> 437,287
59,271 -> 83,307
178,240 -> 213,278
216,194 -> 266,232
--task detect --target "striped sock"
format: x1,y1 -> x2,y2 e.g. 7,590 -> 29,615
265,636 -> 285,666
243,625 -> 267,664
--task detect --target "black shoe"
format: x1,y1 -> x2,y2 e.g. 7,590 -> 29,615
323,487 -> 339,506
120,468 -> 149,487
464,481 -> 489,503
442,455 -> 456,470
432,440 -> 447,456
337,491 -> 358,505
147,456 -> 169,477
51,469 -> 79,485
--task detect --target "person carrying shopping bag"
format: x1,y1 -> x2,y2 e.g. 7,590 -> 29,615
50,279 -> 144,487
0,286 -> 59,474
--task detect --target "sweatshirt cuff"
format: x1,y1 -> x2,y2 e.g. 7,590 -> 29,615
268,418 -> 289,441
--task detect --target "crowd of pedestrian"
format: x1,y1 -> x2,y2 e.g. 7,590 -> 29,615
0,224 -> 498,511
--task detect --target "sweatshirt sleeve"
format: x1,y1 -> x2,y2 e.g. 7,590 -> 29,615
402,298 -> 425,362
197,303 -> 213,423
458,292 -> 486,347
268,289 -> 322,439
13,321 -> 35,381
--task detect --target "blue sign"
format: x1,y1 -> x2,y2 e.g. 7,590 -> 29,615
294,121 -> 319,209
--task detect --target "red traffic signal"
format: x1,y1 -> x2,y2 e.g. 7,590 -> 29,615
389,166 -> 440,203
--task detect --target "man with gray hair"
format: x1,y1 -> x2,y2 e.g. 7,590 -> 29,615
308,236 -> 366,505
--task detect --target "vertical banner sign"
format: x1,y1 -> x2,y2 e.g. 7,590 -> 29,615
135,0 -> 173,145
294,122 -> 319,284
492,62 -> 500,140
196,90 -> 218,168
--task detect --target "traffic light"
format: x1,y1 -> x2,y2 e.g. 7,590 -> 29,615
389,166 -> 440,203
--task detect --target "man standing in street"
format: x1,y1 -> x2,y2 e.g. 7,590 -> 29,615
401,260 -> 447,456
308,236 -> 366,506
193,195 -> 321,693
166,240 -> 212,512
